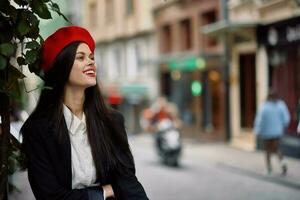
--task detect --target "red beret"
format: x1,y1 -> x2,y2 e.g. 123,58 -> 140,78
41,26 -> 95,72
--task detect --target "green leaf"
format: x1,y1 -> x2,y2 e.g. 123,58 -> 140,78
1,5 -> 18,23
57,12 -> 69,22
2,64 -> 26,93
26,26 -> 40,39
51,2 -> 60,12
13,0 -> 29,6
25,49 -> 38,64
0,43 -> 15,57
48,2 -> 69,22
17,20 -> 31,36
0,55 -> 8,70
31,0 -> 52,19
11,7 -> 19,23
17,57 -> 26,66
38,34 -> 45,44
28,60 -> 43,79
28,12 -> 39,27
0,22 -> 14,42
26,41 -> 40,49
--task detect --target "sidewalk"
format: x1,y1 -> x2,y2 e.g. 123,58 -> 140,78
131,133 -> 300,190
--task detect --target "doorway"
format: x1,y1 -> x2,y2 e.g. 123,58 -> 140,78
239,53 -> 256,129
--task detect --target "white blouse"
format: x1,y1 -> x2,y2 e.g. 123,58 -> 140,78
63,105 -> 97,189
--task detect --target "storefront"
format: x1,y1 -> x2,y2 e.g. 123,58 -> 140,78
102,83 -> 149,134
160,56 -> 203,136
257,16 -> 300,157
160,55 -> 225,139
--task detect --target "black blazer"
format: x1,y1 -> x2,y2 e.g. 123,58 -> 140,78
22,111 -> 149,200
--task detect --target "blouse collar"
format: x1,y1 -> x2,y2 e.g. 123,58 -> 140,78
63,104 -> 86,135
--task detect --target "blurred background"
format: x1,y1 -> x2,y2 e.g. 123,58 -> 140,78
8,0 -> 300,199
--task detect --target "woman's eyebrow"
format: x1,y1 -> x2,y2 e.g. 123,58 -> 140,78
76,52 -> 93,56
76,52 -> 85,55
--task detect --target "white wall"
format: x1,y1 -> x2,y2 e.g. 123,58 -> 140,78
95,34 -> 159,100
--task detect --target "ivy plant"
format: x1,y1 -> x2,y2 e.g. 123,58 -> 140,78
0,0 -> 68,198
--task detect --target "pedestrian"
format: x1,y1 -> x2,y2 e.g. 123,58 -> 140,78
254,89 -> 290,176
21,26 -> 149,200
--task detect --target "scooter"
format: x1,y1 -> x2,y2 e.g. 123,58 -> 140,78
154,119 -> 182,166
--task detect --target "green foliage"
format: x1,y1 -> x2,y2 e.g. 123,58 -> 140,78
0,64 -> 25,93
0,0 -> 69,196
0,55 -> 8,70
0,0 -> 68,84
32,0 -> 52,19
0,43 -> 15,57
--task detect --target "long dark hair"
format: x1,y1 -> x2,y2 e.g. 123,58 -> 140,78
26,42 -> 132,182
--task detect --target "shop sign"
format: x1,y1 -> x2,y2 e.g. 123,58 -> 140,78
266,23 -> 300,46
286,24 -> 300,42
258,16 -> 300,46
168,57 -> 205,71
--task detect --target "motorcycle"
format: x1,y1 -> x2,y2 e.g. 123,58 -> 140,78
154,119 -> 182,166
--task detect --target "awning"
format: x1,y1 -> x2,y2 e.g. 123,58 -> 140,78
120,83 -> 148,105
202,20 -> 258,36
120,84 -> 148,96
167,56 -> 205,71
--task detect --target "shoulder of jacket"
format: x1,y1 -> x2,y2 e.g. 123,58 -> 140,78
21,114 -> 54,139
108,109 -> 124,123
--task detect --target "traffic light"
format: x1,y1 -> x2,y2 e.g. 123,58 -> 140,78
191,80 -> 202,96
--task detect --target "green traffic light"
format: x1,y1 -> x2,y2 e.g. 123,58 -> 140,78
191,81 -> 202,96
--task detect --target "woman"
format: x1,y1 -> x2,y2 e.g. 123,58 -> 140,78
21,26 -> 149,200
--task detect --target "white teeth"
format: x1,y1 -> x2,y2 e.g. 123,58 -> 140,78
84,70 -> 95,75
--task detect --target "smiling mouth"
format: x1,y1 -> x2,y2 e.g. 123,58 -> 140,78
83,67 -> 96,77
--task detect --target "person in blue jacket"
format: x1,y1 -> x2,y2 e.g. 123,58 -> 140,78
254,89 -> 290,175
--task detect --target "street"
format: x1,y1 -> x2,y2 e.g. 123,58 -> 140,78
9,133 -> 300,200
131,134 -> 300,200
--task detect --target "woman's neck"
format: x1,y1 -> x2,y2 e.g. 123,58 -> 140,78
64,86 -> 85,119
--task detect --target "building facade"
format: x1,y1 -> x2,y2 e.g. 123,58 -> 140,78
82,0 -> 159,133
153,0 -> 225,140
204,0 -> 300,156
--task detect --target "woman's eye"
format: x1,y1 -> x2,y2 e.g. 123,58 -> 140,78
76,56 -> 84,60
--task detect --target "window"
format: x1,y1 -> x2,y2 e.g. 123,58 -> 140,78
95,49 -> 106,79
135,43 -> 146,75
89,2 -> 97,28
180,19 -> 192,50
105,0 -> 114,24
114,48 -> 122,77
161,25 -> 172,53
201,10 -> 217,47
126,0 -> 134,15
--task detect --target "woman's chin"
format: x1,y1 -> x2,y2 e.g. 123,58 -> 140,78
85,81 -> 97,88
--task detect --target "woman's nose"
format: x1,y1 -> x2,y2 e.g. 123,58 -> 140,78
87,57 -> 95,66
